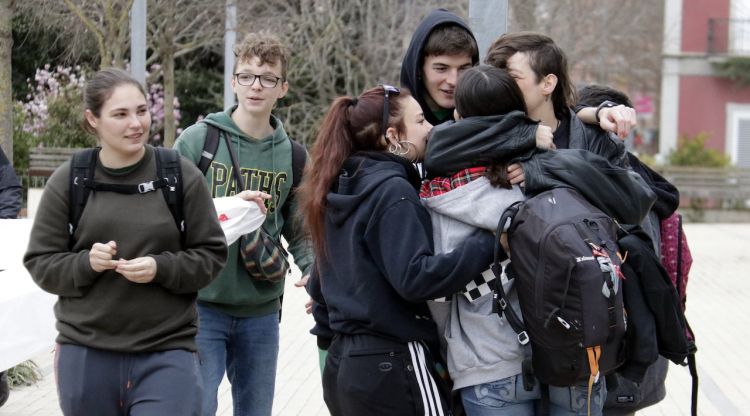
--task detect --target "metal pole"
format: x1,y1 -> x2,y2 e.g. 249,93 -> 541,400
130,0 -> 147,86
224,0 -> 237,110
469,0 -> 508,63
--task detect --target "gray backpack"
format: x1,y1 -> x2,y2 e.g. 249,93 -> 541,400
492,186 -> 627,388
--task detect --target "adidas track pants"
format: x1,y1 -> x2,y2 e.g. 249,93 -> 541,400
322,333 -> 449,416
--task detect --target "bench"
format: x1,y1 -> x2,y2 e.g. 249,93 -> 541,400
27,147 -> 80,187
658,166 -> 750,209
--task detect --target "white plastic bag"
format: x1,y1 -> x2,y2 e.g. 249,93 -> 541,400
213,197 -> 266,245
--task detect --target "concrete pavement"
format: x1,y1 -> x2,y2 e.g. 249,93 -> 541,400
1,223 -> 748,415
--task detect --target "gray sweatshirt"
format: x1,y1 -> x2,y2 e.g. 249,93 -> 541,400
421,177 -> 527,390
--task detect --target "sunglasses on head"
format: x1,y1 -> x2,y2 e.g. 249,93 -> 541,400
380,84 -> 400,141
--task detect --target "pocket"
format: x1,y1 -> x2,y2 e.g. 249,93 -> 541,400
338,348 -> 415,412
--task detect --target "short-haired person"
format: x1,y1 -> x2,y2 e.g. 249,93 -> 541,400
24,68 -> 231,415
421,65 -> 655,416
298,85 -> 500,416
174,32 -> 313,416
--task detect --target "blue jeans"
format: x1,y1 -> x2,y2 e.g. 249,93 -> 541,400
196,304 -> 280,416
460,374 -> 606,416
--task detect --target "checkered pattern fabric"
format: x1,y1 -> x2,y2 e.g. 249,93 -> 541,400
419,166 -> 488,198
433,260 -> 510,303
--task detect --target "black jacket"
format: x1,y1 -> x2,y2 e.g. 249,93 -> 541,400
522,149 -> 656,225
423,114 -> 655,225
400,9 -> 479,126
627,153 -> 679,219
423,112 -> 538,176
424,109 -> 626,178
0,148 -> 22,219
312,152 -> 494,343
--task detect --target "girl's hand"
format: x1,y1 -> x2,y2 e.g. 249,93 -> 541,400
535,125 -> 555,150
89,241 -> 118,272
116,256 -> 157,284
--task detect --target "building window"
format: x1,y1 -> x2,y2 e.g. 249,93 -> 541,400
726,103 -> 750,167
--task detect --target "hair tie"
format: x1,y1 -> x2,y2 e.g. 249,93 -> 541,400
350,97 -> 358,106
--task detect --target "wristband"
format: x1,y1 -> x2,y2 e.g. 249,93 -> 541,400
595,100 -> 617,124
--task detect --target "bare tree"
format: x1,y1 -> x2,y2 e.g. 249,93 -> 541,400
146,0 -> 223,147
0,0 -> 12,159
16,0 -> 134,68
507,0 -> 664,98
234,0 -> 468,144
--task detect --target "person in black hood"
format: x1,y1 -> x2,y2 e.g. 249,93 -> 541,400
297,85 -> 497,416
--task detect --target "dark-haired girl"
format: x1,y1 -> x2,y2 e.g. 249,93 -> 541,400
298,85 -> 497,416
23,68 -> 257,415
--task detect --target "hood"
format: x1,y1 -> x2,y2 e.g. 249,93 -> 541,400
424,112 -> 538,176
327,152 -> 421,226
400,9 -> 479,126
422,177 -> 525,231
202,105 -> 289,147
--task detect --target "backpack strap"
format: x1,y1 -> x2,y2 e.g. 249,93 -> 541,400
154,147 -> 185,246
67,147 -> 185,249
68,148 -> 99,250
280,138 -> 306,222
198,124 -> 221,175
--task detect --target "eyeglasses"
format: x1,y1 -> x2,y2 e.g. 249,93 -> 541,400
234,73 -> 283,88
380,84 -> 400,140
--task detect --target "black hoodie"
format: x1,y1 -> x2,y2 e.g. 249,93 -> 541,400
400,9 -> 479,126
0,148 -> 22,219
312,152 -> 494,343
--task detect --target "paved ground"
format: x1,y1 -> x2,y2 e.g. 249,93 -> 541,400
1,223 -> 748,415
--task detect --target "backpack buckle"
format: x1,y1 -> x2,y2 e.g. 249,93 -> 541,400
517,331 -> 530,345
138,181 -> 156,193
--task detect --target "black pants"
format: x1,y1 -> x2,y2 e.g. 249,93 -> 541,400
323,333 -> 450,416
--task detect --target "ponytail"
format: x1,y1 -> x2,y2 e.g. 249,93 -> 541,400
299,87 -> 410,262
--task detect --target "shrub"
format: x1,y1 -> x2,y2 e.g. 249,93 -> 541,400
669,132 -> 730,167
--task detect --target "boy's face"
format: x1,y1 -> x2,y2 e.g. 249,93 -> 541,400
505,52 -> 553,117
232,56 -> 288,117
421,53 -> 473,112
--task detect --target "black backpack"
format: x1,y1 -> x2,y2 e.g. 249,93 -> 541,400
68,146 -> 184,249
492,186 -> 627,389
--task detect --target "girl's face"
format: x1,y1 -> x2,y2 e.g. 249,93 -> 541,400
85,84 -> 150,163
387,96 -> 433,162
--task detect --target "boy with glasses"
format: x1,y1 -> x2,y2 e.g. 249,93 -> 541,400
174,32 -> 313,416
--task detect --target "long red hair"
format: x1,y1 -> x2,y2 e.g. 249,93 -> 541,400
298,86 -> 411,261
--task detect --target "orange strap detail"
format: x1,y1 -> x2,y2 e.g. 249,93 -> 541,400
586,346 -> 602,416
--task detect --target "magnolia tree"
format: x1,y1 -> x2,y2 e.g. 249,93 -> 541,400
17,64 -> 180,150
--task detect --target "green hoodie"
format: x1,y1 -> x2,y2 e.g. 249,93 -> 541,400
174,106 -> 313,317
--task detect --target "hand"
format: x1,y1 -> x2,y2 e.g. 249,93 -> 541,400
115,256 -> 157,284
599,105 -> 636,139
507,163 -> 525,187
236,190 -> 272,214
303,297 -> 313,315
535,124 -> 555,150
89,241 -> 118,272
294,274 -> 310,288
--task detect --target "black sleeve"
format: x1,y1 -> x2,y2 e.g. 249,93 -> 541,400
522,149 -> 656,225
365,197 -> 495,302
0,163 -> 22,219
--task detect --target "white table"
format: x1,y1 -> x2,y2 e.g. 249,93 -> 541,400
0,219 -> 57,371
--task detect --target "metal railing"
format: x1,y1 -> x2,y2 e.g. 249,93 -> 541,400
708,18 -> 750,55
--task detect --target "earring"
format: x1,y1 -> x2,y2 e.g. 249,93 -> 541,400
388,141 -> 409,157
398,141 -> 419,163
